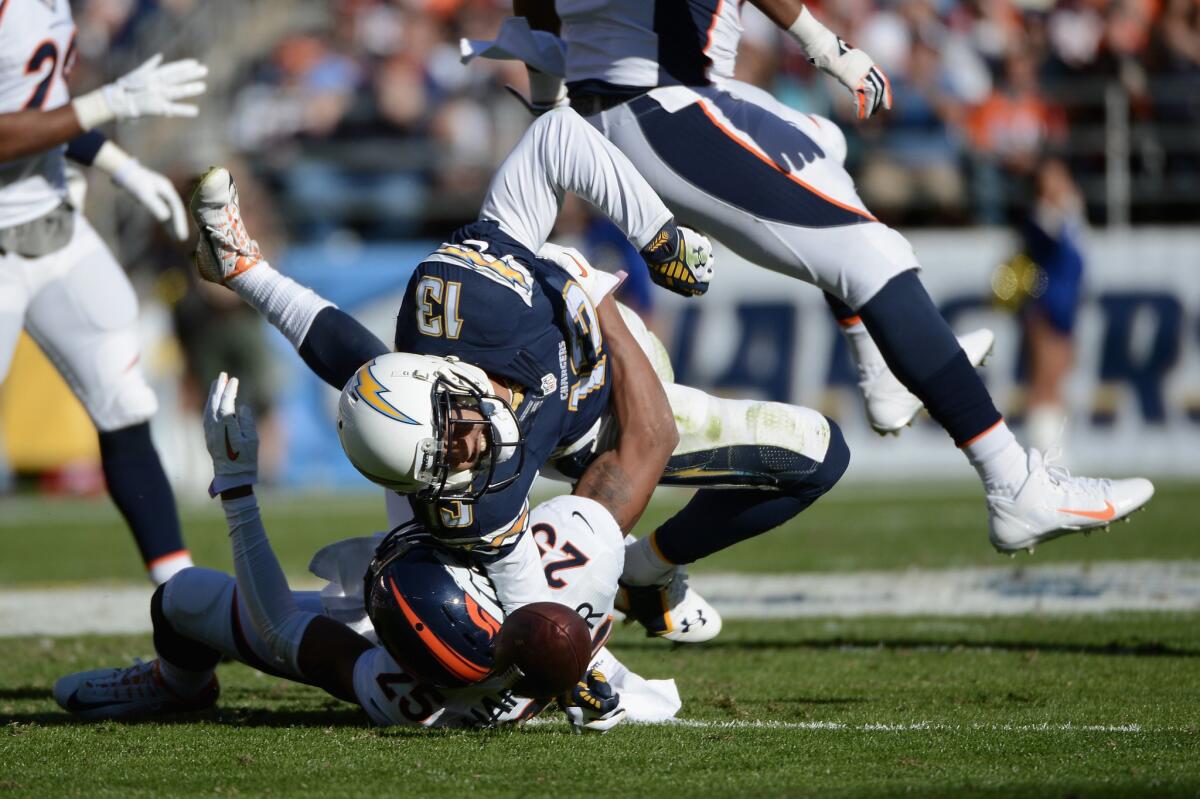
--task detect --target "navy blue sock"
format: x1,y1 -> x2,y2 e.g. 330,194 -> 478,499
99,422 -> 186,567
297,307 -> 389,390
857,270 -> 1001,445
824,291 -> 860,323
654,421 -> 850,565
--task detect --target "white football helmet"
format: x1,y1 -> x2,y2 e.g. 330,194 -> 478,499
337,352 -> 524,501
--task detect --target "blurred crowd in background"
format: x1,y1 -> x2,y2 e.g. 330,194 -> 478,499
76,0 -> 1200,239
2,0 -> 1197,492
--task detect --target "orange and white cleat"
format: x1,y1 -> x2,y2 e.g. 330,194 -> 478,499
189,166 -> 263,285
988,448 -> 1155,554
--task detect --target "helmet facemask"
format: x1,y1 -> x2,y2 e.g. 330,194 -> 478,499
418,365 -> 525,504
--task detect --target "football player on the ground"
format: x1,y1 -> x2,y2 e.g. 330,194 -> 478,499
486,0 -> 1154,557
0,1 -> 207,583
54,374 -> 679,730
190,106 -> 849,644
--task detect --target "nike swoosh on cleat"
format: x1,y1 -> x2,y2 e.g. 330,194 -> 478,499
1057,501 -> 1116,521
65,690 -> 128,714
225,429 -> 240,461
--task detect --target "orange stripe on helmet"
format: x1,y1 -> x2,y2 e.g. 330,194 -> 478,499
389,577 -> 491,684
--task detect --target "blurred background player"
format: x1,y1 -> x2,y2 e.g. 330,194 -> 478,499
0,1 -> 206,583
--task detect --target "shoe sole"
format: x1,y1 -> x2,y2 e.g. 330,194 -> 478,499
871,332 -> 996,436
991,500 -> 1152,556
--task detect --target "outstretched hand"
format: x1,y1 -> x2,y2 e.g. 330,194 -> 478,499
204,372 -> 258,498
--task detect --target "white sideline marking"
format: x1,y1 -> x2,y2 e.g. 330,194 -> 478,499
690,560 -> 1200,618
529,718 -> 1163,734
0,561 -> 1198,637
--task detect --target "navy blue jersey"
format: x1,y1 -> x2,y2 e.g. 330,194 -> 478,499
394,220 -> 611,551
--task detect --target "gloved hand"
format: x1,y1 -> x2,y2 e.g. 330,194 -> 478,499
94,142 -> 188,240
788,7 -> 891,120
72,53 -> 208,130
561,669 -> 627,733
640,223 -> 714,297
204,372 -> 258,498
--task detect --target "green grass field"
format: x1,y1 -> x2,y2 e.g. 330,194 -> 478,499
1,482 -> 1198,796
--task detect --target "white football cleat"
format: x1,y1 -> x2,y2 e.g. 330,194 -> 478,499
54,659 -> 218,720
863,329 -> 996,435
189,166 -> 263,285
616,566 -> 722,644
988,449 -> 1155,554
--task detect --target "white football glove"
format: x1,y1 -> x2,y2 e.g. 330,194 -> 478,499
640,223 -> 714,297
204,372 -> 258,498
72,53 -> 208,130
94,142 -> 188,240
788,7 -> 891,120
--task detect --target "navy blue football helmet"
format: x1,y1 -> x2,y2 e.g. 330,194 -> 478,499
363,526 -> 505,687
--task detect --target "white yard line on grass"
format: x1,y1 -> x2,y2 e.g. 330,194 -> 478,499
2,560 -> 1198,637
528,718 -> 1170,733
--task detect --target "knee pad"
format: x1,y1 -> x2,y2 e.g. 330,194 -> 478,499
812,418 -> 850,495
161,567 -> 238,655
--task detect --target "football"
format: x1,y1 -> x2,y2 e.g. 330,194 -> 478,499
492,602 -> 591,699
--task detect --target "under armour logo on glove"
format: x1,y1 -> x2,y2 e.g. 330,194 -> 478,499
640,224 -> 714,297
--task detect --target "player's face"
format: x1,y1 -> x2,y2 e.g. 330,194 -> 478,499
446,407 -> 487,472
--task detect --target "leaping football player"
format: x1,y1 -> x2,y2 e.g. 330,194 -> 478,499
492,0 -> 1154,562
54,373 -> 680,730
188,106 -> 850,644
0,1 -> 208,583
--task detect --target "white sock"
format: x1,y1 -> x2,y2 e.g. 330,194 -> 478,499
230,261 -> 333,349
1025,404 -> 1067,455
840,319 -> 886,382
147,551 -> 193,586
621,533 -> 674,586
963,421 -> 1029,498
157,658 -> 213,698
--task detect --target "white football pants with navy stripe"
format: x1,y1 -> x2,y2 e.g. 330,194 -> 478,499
581,82 -> 919,311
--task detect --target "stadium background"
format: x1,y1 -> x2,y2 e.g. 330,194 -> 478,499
1,0 -> 1198,493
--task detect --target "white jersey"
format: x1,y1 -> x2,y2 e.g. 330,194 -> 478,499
0,0 -> 76,228
559,0 -> 742,89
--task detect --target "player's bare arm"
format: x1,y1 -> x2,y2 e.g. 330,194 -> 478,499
0,105 -> 83,162
572,297 -> 678,533
0,54 -> 205,163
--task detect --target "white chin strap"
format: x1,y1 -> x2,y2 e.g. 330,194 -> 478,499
481,399 -> 521,464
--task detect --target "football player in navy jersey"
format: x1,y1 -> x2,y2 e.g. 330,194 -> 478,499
191,106 -> 849,643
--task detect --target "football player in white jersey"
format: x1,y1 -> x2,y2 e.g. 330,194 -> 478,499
0,1 -> 207,583
495,0 -> 1154,574
53,374 -> 681,730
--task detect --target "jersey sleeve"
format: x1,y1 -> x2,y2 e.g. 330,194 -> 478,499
478,108 -> 673,253
353,646 -> 450,727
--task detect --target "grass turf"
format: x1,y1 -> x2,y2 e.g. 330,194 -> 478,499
2,615 -> 1199,797
1,480 -> 1197,585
